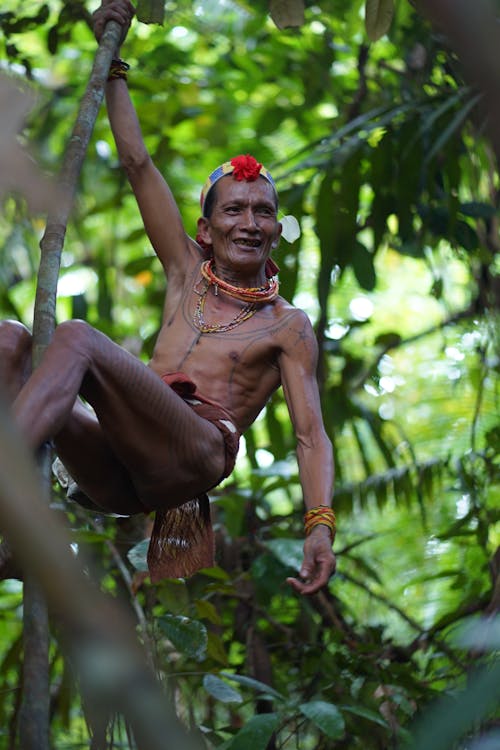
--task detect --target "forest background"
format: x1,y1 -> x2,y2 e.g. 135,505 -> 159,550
0,0 -> 498,748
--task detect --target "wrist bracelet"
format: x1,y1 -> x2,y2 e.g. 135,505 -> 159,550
108,58 -> 130,82
304,505 -> 336,538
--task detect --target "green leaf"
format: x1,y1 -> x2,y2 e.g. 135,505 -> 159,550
136,0 -> 165,24
412,662 -> 500,750
203,674 -> 243,704
123,255 -> 155,275
226,713 -> 280,750
206,631 -> 229,666
126,538 -> 149,572
424,92 -> 482,166
198,565 -> 231,581
453,220 -> 478,252
300,700 -> 345,739
195,598 -> 222,625
352,240 -> 376,291
263,538 -> 304,572
270,0 -> 305,29
221,672 -> 285,700
459,201 -> 497,219
158,615 -> 208,661
340,703 -> 389,728
374,332 -> 402,348
365,0 -> 395,42
157,579 -> 189,615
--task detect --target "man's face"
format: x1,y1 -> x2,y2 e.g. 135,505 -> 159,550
198,175 -> 281,273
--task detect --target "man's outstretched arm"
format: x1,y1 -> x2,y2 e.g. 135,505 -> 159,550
278,310 -> 336,595
93,0 -> 198,278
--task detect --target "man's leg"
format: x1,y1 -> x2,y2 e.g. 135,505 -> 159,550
0,320 -> 146,514
12,320 -> 226,512
0,320 -> 32,401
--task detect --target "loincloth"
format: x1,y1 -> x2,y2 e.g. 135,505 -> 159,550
147,371 -> 240,582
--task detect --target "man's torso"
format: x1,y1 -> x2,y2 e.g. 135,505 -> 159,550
149,261 -> 303,433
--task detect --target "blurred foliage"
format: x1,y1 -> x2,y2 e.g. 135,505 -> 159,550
0,0 -> 499,748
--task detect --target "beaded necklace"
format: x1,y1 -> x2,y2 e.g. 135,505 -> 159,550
200,258 -> 279,302
193,281 -> 257,333
192,259 -> 278,334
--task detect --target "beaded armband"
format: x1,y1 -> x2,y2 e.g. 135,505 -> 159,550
108,58 -> 130,82
304,505 -> 337,539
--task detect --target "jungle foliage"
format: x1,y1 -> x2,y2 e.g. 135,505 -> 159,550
0,0 -> 499,748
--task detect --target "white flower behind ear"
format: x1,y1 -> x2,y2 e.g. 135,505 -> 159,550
280,215 -> 301,243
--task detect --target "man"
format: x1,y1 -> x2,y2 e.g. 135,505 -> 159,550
0,0 -> 336,594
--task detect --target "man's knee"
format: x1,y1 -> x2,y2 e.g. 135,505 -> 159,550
0,320 -> 31,356
52,319 -> 94,354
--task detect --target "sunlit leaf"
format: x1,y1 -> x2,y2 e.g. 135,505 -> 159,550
127,538 -> 149,572
365,0 -> 395,41
269,0 -> 305,29
136,0 -> 165,24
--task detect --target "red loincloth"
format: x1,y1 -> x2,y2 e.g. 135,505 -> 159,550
146,372 -> 240,582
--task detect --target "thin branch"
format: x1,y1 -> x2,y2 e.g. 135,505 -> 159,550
351,303 -> 478,392
339,569 -> 468,669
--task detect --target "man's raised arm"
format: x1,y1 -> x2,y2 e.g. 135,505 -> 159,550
93,0 -> 197,276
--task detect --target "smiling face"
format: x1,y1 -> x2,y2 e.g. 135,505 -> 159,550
197,175 -> 281,281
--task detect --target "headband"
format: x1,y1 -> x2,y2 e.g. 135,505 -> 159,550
200,154 -> 276,214
198,154 -> 300,244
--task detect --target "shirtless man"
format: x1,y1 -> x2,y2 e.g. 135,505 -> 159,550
0,0 -> 335,594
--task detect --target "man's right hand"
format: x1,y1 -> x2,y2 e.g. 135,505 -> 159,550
92,0 -> 135,47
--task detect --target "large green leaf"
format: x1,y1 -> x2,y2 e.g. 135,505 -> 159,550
263,538 -> 303,572
269,0 -> 305,29
365,0 -> 395,41
157,615 -> 208,661
352,240 -> 376,291
225,713 -> 280,750
203,674 -> 243,704
136,0 -> 165,24
221,672 -> 285,700
340,703 -> 389,728
300,700 -> 345,739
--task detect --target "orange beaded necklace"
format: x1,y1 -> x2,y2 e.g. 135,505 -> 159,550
193,259 -> 278,334
200,258 -> 279,303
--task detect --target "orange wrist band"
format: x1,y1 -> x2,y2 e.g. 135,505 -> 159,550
304,505 -> 336,538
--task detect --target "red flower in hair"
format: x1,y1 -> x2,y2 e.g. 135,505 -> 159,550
230,154 -> 263,181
